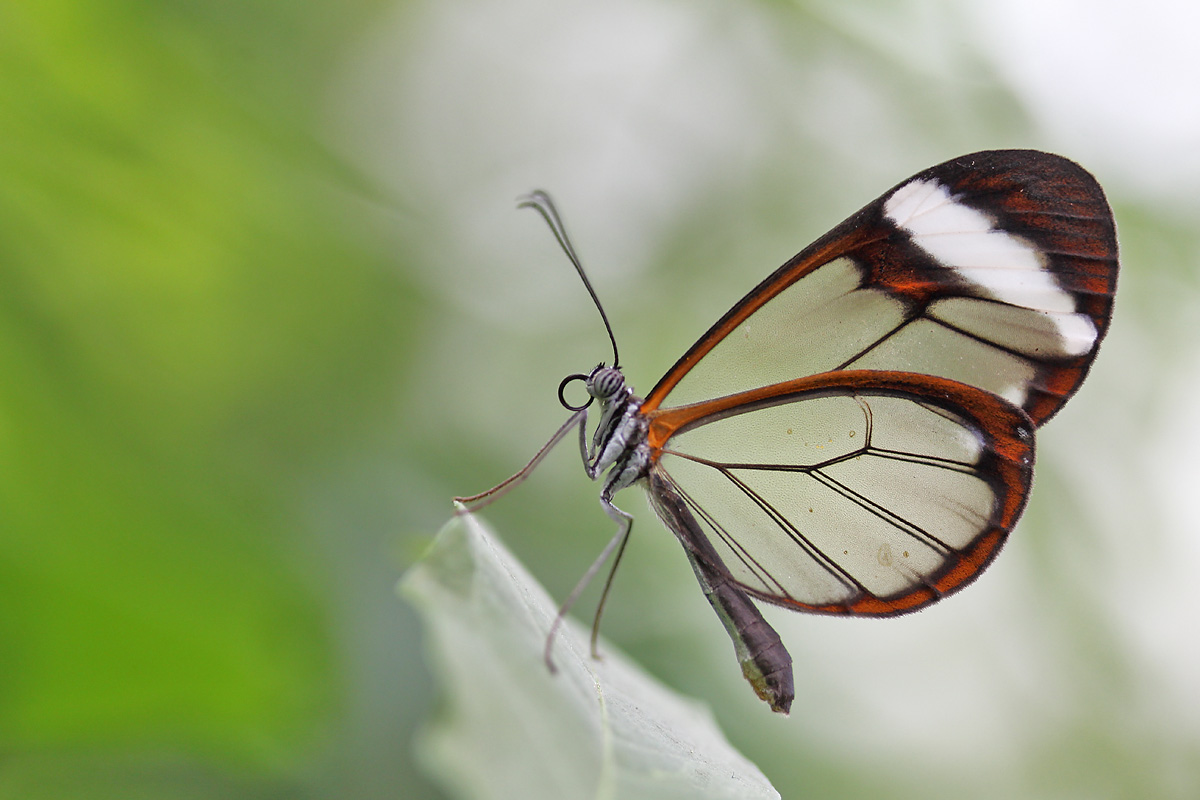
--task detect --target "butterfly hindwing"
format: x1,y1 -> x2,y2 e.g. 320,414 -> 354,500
645,370 -> 1035,615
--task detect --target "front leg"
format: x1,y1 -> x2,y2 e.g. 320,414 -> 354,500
579,407 -> 600,479
455,407 -> 589,511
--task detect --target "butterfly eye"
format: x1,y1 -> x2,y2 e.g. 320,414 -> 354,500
588,366 -> 626,400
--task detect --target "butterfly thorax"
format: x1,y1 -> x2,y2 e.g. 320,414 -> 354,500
585,366 -> 651,495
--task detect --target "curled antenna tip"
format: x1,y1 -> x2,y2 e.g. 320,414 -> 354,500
516,189 -> 551,208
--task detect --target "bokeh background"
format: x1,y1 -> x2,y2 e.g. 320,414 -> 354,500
3,0 -> 1199,798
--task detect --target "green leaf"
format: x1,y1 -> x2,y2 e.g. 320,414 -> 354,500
400,513 -> 780,800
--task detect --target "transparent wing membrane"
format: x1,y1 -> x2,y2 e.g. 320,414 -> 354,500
643,150 -> 1119,428
646,371 -> 1034,615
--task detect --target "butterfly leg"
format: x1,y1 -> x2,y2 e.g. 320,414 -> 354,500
587,493 -> 635,659
543,396 -> 649,667
453,407 -> 589,512
543,492 -> 632,671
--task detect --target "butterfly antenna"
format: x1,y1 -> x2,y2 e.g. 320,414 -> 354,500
518,190 -> 620,369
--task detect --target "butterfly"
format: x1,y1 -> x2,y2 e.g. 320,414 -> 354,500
457,150 -> 1119,714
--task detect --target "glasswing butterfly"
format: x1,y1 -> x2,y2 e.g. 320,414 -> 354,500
457,150 -> 1118,713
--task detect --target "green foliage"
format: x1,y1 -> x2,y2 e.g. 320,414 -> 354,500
0,1 -> 423,796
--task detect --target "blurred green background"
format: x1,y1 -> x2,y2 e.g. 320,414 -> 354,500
3,0 -> 1198,798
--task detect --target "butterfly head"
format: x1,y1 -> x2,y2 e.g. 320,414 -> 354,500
587,364 -> 627,402
557,363 -> 629,412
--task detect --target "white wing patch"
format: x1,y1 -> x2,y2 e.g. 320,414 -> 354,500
884,178 -> 1098,354
927,298 -> 1098,359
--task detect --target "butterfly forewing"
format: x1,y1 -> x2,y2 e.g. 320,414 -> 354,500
642,150 -> 1118,427
646,371 -> 1034,615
